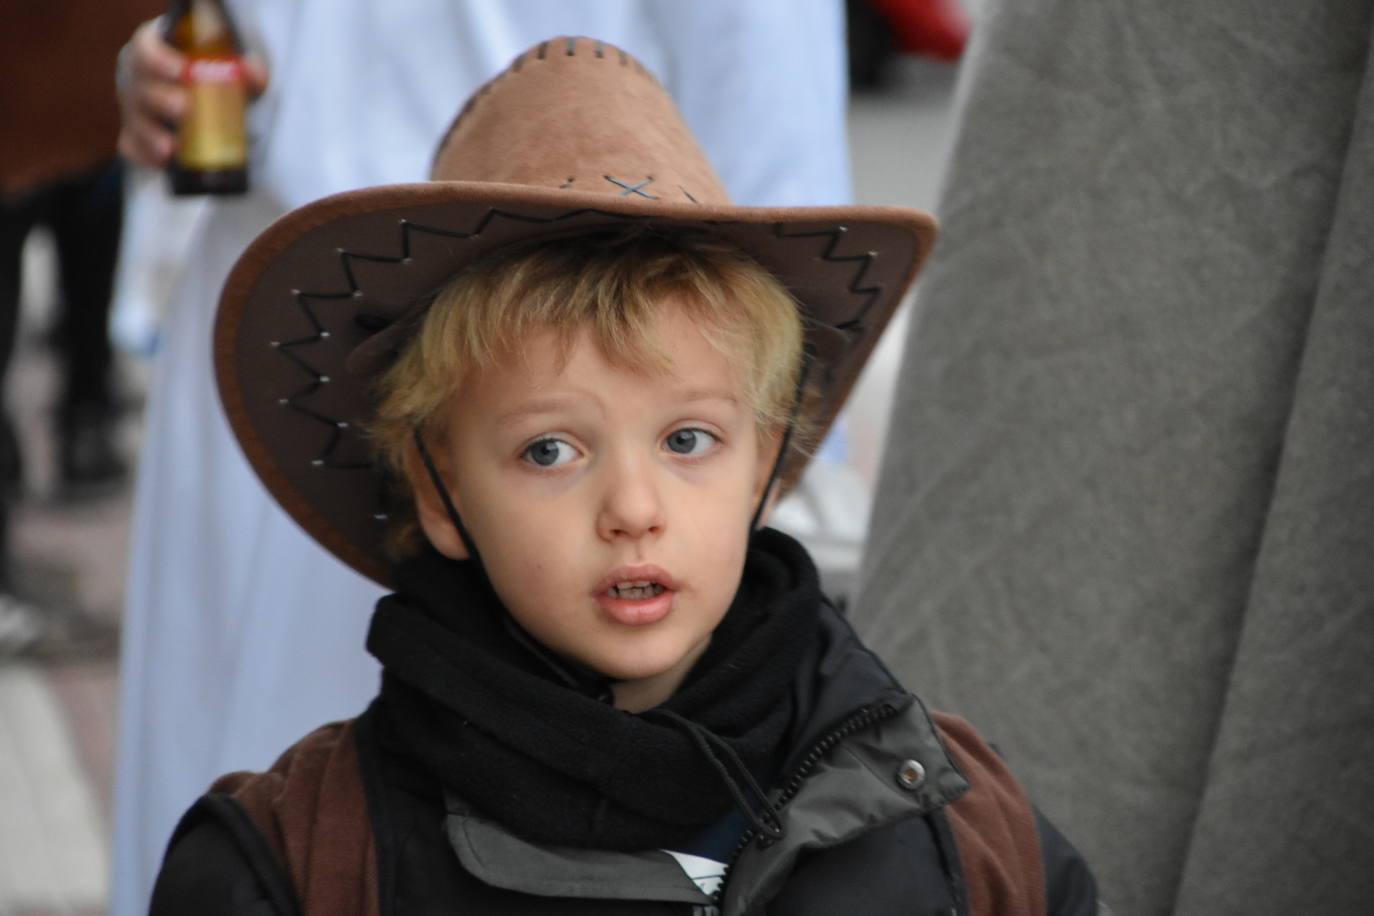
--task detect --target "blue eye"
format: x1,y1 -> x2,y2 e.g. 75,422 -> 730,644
664,428 -> 717,456
523,437 -> 577,467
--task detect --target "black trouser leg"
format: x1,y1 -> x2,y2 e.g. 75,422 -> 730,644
50,159 -> 124,417
42,160 -> 127,489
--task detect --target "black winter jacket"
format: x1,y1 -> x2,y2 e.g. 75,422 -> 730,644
150,601 -> 1097,915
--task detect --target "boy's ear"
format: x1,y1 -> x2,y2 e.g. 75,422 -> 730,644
401,437 -> 471,561
753,484 -> 782,529
751,426 -> 784,529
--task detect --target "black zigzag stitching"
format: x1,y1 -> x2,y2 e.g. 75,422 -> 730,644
275,208 -> 884,474
770,223 -> 881,335
770,223 -> 885,389
275,291 -> 363,469
276,207 -> 648,472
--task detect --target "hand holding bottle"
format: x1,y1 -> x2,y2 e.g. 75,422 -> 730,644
115,15 -> 268,179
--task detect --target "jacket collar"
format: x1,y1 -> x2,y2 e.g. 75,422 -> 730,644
445,792 -> 714,905
441,603 -> 970,913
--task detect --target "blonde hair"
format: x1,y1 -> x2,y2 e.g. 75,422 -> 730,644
369,226 -> 806,552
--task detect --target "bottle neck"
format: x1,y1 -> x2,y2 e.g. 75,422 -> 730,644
165,0 -> 241,54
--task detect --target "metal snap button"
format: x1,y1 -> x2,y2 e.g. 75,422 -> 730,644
896,759 -> 925,790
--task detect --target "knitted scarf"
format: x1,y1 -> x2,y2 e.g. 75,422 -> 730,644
366,527 -> 821,851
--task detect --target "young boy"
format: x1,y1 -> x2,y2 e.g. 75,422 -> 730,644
152,36 -> 1096,915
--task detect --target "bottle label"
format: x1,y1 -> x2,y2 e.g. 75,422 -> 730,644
177,56 -> 248,171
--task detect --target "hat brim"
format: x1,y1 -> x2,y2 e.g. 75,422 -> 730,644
215,181 -> 936,588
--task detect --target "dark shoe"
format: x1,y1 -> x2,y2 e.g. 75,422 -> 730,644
58,403 -> 127,498
26,607 -> 120,661
0,593 -> 119,662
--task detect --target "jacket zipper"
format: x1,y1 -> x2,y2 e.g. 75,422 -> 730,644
709,701 -> 901,907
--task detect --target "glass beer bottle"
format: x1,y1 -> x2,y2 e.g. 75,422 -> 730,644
164,0 -> 249,195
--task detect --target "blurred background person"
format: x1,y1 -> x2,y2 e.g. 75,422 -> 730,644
855,0 -> 1374,912
0,1 -> 161,656
109,3 -> 853,913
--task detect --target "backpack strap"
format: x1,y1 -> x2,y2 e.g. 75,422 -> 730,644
933,712 -> 1048,916
212,719 -> 380,916
154,792 -> 304,915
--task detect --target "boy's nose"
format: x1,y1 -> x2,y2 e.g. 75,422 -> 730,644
595,456 -> 664,541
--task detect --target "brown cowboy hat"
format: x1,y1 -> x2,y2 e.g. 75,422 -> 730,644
215,36 -> 937,588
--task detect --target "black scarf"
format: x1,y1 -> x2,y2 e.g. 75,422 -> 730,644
366,527 -> 821,851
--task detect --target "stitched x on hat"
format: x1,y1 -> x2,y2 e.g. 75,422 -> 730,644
214,36 -> 937,587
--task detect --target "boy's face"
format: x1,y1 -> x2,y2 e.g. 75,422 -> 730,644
413,297 -> 777,712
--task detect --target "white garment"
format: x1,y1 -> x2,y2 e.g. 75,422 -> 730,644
111,3 -> 849,913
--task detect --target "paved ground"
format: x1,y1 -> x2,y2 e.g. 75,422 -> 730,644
0,44 -> 969,915
2,303 -> 132,915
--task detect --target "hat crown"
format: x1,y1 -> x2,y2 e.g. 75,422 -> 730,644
431,37 -> 729,207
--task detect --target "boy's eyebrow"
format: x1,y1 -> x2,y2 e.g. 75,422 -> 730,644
495,388 -> 741,424
496,395 -> 600,424
674,387 -> 740,404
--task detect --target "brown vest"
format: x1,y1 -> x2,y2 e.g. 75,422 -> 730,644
211,721 -> 378,916
218,713 -> 1045,916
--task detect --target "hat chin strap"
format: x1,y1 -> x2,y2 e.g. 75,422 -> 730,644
412,429 -> 483,566
412,428 -> 619,699
750,354 -> 811,533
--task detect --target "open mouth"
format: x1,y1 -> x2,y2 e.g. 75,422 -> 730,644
606,581 -> 666,600
595,568 -> 676,625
